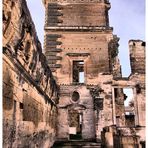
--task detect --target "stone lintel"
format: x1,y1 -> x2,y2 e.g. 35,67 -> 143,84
66,53 -> 90,57
112,79 -> 136,88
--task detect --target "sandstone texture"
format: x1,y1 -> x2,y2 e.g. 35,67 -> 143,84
3,0 -> 146,148
43,0 -> 145,147
3,0 -> 59,147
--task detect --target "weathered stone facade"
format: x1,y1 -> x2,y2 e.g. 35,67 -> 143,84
43,0 -> 122,142
43,0 -> 145,147
3,0 -> 145,147
102,40 -> 146,147
3,0 -> 59,147
129,40 -> 145,74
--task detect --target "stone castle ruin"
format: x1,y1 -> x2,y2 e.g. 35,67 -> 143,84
3,0 -> 145,147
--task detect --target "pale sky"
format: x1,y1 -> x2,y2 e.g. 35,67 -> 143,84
123,88 -> 133,107
109,0 -> 145,76
26,0 -> 145,77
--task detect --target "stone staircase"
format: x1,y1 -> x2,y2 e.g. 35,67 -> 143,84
52,140 -> 102,148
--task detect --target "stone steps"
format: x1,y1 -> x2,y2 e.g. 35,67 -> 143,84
52,140 -> 102,148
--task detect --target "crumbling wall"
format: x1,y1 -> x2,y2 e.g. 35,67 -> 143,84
129,40 -> 145,74
44,1 -> 110,27
114,88 -> 125,126
101,126 -> 140,148
95,74 -> 113,140
44,32 -> 118,85
129,40 -> 145,142
129,75 -> 145,143
108,35 -> 122,78
3,0 -> 59,147
57,85 -> 96,140
101,40 -> 146,146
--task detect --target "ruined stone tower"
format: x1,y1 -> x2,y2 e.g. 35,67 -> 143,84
43,0 -> 121,141
2,0 -> 145,147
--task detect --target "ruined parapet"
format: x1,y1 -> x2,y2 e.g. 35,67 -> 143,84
129,40 -> 145,74
3,0 -> 59,147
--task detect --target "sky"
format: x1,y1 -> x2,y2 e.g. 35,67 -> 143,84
109,0 -> 145,76
26,0 -> 145,77
123,88 -> 133,107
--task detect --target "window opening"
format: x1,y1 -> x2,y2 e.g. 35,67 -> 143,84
114,88 -> 135,127
20,102 -> 24,109
123,88 -> 134,108
72,91 -> 80,102
123,88 -> 135,126
73,61 -> 84,83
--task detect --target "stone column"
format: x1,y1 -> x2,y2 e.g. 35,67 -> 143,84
133,88 -> 139,126
112,87 -> 116,125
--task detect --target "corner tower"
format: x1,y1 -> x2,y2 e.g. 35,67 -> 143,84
43,0 -> 121,141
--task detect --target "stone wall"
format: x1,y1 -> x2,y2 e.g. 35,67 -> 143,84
43,0 -> 121,141
3,0 -> 59,147
44,1 -> 110,27
129,40 -> 145,130
111,75 -> 146,143
57,85 -> 96,140
44,30 -> 120,85
100,39 -> 146,148
101,126 -> 140,148
129,40 -> 145,74
55,74 -> 115,141
44,32 -> 114,84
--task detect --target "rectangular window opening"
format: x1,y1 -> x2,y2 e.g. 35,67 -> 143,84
123,88 -> 135,126
73,61 -> 84,83
20,102 -> 24,109
114,88 -> 135,127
